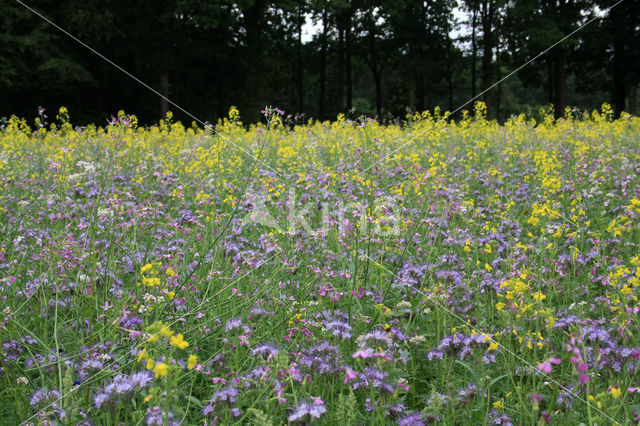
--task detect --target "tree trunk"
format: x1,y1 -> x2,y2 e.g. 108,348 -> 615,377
243,0 -> 267,117
547,58 -> 554,105
374,70 -> 382,116
496,42 -> 501,121
612,70 -> 626,117
366,12 -> 382,116
446,20 -> 454,112
417,75 -> 425,112
408,80 -> 416,113
471,0 -> 478,99
160,44 -> 170,117
610,3 -> 626,118
553,48 -> 568,120
345,6 -> 353,112
318,7 -> 328,118
296,0 -> 304,114
480,0 -> 494,115
337,24 -> 345,112
216,78 -> 223,119
628,83 -> 637,116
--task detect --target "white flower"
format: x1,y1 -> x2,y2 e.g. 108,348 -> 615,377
98,208 -> 114,219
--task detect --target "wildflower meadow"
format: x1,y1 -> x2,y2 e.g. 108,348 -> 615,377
1,103 -> 640,425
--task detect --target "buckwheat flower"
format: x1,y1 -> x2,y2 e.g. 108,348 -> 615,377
409,335 -> 426,345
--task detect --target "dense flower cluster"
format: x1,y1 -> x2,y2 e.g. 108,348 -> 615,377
1,104 -> 639,423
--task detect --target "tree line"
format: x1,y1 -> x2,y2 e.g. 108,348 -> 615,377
1,0 -> 638,124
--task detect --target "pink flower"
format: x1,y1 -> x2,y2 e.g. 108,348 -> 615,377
537,362 -> 553,374
576,363 -> 589,372
373,351 -> 392,362
397,382 -> 410,392
579,373 -> 590,384
549,357 -> 561,365
352,288 -> 365,299
541,411 -> 551,424
344,368 -> 359,384
352,349 -> 373,359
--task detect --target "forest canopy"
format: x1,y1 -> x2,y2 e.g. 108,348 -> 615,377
1,0 -> 638,124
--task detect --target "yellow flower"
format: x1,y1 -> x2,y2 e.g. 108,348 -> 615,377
533,292 -> 546,302
141,263 -> 153,274
166,268 -> 175,277
167,291 -> 175,300
187,354 -> 197,370
610,386 -> 621,399
488,342 -> 499,351
137,349 -> 148,363
496,302 -> 506,311
170,333 -> 189,350
144,394 -> 153,403
148,334 -> 159,343
154,362 -> 168,378
146,358 -> 155,370
159,324 -> 174,338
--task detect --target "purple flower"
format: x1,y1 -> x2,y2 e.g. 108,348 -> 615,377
145,406 -> 179,425
288,398 -> 327,423
397,412 -> 425,426
93,371 -> 153,410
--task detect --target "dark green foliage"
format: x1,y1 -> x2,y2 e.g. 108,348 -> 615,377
0,0 -> 637,124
